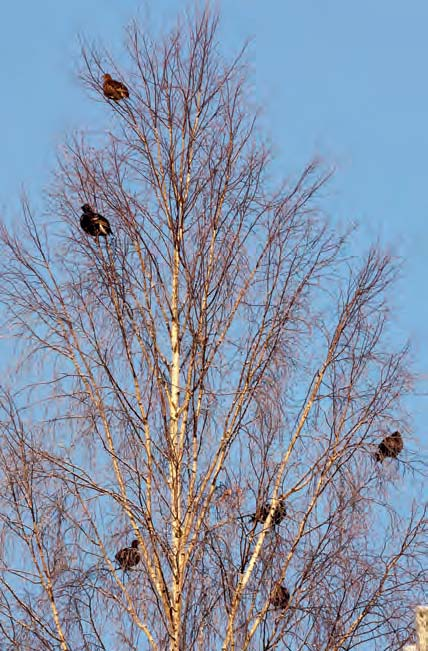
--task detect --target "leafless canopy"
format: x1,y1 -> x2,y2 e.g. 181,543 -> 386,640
0,6 -> 426,651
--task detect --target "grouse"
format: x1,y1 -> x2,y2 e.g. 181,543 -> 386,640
250,494 -> 287,527
103,73 -> 129,101
115,539 -> 140,570
80,204 -> 112,237
270,583 -> 290,610
375,431 -> 403,463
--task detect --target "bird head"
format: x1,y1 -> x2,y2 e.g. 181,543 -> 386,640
81,204 -> 92,212
103,73 -> 112,81
131,539 -> 139,549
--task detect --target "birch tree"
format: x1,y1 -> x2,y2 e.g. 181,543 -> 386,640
0,7 -> 426,651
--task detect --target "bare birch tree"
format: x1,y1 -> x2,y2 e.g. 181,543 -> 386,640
0,7 -> 426,651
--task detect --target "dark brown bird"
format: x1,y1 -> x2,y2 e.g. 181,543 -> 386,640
375,431 -> 403,463
103,73 -> 129,101
80,204 -> 112,237
115,539 -> 140,570
250,494 -> 286,527
270,583 -> 290,610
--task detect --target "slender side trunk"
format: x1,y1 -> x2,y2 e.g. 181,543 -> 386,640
170,242 -> 182,651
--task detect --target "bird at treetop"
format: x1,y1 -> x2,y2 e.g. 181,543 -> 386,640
375,431 -> 403,463
115,539 -> 140,570
250,494 -> 287,526
103,73 -> 129,101
80,204 -> 112,237
270,583 -> 290,610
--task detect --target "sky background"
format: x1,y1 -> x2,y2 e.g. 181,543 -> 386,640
0,1 -> 427,438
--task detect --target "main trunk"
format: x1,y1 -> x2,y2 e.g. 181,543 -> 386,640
169,243 -> 182,651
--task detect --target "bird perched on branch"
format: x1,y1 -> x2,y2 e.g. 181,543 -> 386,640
250,494 -> 287,527
103,73 -> 129,101
80,204 -> 112,237
375,431 -> 403,463
270,583 -> 290,610
115,539 -> 140,570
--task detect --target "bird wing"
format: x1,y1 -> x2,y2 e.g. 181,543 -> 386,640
112,80 -> 129,96
109,79 -> 127,91
103,81 -> 119,97
386,435 -> 403,454
98,216 -> 111,234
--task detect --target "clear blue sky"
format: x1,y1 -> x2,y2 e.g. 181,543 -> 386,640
1,0 -> 427,433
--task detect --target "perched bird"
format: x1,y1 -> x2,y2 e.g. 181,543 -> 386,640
375,431 -> 403,463
250,494 -> 287,527
115,539 -> 140,570
80,204 -> 112,237
270,583 -> 290,610
103,73 -> 129,101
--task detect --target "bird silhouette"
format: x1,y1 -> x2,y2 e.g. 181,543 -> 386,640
375,431 -> 403,463
80,204 -> 112,237
270,583 -> 290,610
250,494 -> 286,526
103,73 -> 129,101
115,539 -> 140,570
